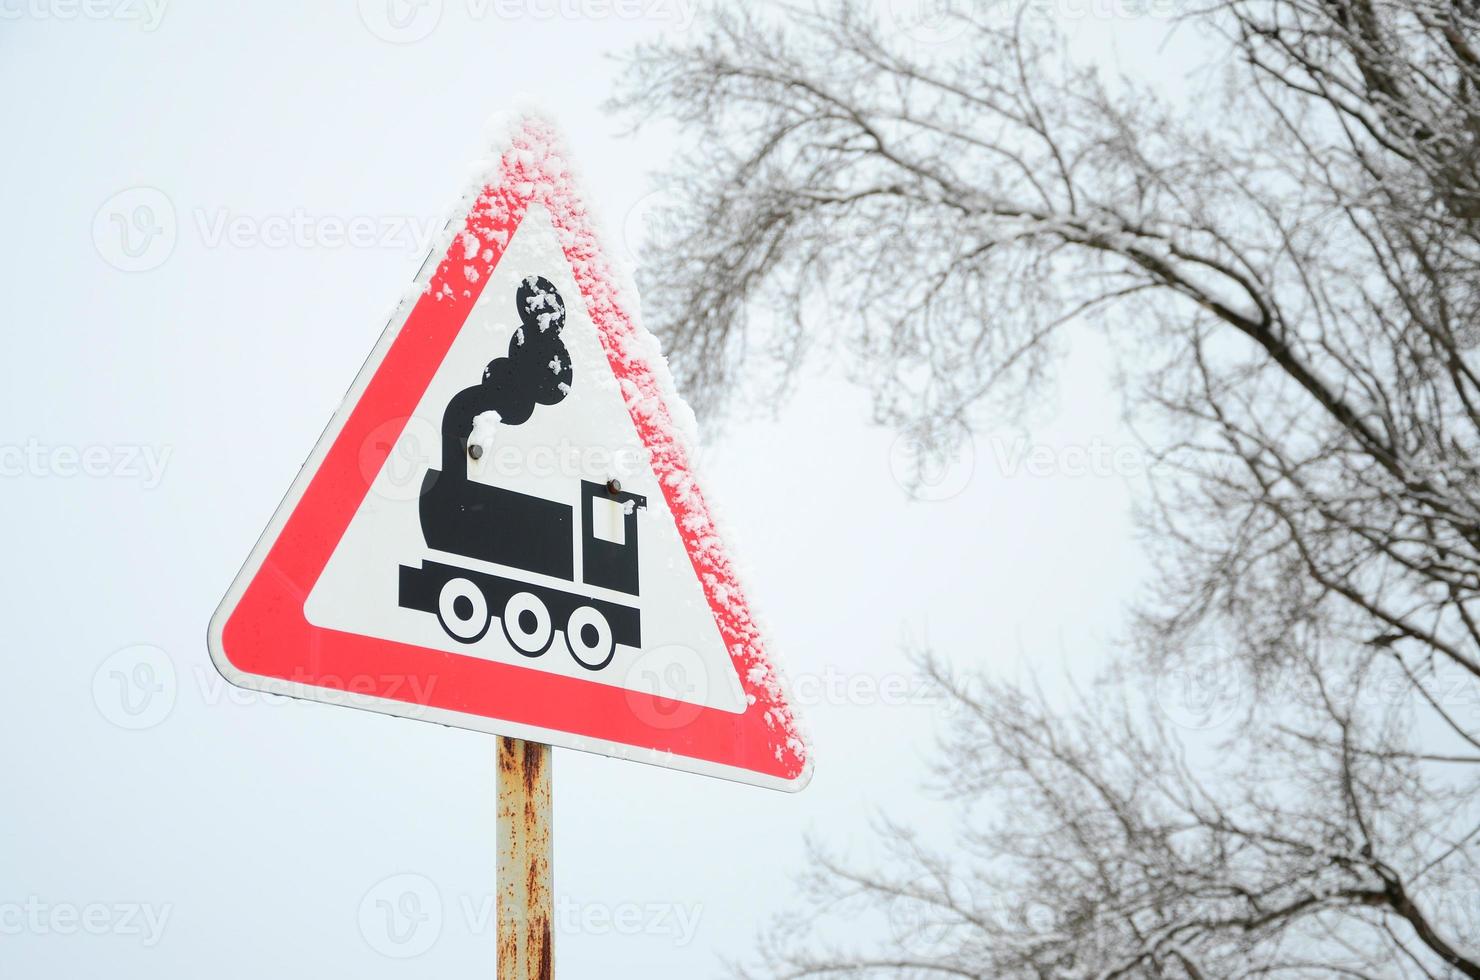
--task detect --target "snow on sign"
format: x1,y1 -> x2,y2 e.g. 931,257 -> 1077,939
207,116 -> 809,791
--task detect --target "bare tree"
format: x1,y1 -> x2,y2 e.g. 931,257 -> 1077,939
615,0 -> 1480,975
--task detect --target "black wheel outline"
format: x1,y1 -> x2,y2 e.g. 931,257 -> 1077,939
436,577 -> 491,644
565,605 -> 616,671
501,591 -> 554,657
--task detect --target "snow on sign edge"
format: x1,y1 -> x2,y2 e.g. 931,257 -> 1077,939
445,112 -> 810,783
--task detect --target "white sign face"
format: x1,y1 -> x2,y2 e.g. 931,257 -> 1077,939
304,204 -> 748,712
208,116 -> 810,791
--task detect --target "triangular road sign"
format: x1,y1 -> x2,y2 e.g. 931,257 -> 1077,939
208,116 -> 809,791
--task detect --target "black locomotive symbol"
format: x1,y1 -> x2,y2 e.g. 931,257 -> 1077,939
397,275 -> 646,671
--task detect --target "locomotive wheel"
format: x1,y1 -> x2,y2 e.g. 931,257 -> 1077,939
436,577 -> 490,643
501,591 -> 553,657
565,606 -> 615,671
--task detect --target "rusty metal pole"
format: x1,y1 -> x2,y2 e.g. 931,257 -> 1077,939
497,737 -> 553,979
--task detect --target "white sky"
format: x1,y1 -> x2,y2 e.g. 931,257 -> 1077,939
0,2 -> 1202,976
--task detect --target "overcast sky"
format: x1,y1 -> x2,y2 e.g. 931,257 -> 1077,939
0,3 -> 1205,976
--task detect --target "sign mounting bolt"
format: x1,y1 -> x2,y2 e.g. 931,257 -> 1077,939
468,443 -> 484,460
606,479 -> 621,496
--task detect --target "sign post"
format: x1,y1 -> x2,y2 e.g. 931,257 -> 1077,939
497,737 -> 552,980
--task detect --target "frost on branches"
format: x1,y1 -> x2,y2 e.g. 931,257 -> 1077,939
617,0 -> 1480,975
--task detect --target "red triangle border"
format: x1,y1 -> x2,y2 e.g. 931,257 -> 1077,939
210,117 -> 808,788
